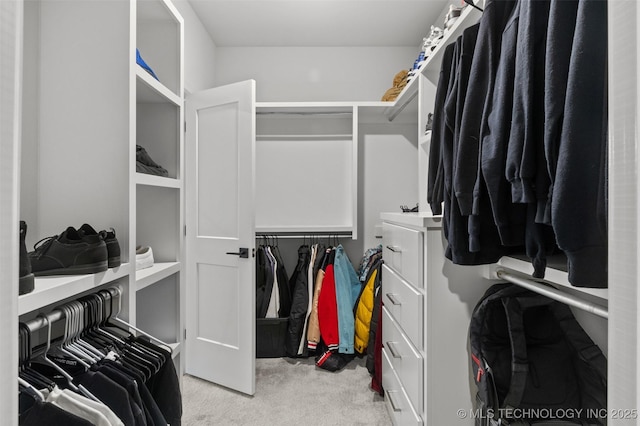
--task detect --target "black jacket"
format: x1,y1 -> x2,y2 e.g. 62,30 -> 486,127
285,245 -> 311,356
428,42 -> 457,216
455,0 -> 518,216
551,0 -> 608,288
481,2 -> 526,247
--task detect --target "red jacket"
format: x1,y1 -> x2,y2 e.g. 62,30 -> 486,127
318,264 -> 339,351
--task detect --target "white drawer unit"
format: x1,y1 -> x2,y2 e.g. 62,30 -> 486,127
382,349 -> 423,426
381,212 -> 487,425
382,264 -> 424,349
382,221 -> 424,289
382,306 -> 423,413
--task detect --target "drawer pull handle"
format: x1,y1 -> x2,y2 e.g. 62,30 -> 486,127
386,341 -> 402,359
386,245 -> 402,253
386,293 -> 401,306
387,390 -> 402,412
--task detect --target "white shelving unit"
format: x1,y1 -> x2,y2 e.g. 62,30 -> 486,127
12,2 -> 185,423
379,0 -> 614,423
134,0 -> 185,376
255,102 -> 359,239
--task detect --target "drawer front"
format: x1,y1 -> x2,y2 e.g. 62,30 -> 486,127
382,349 -> 423,426
382,264 -> 423,349
382,306 -> 423,414
382,222 -> 423,289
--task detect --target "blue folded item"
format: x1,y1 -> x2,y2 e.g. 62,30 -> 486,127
136,48 -> 159,81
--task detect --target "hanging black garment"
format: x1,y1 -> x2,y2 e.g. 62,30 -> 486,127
285,245 -> 311,357
133,337 -> 182,426
19,397 -> 94,426
256,246 -> 275,318
100,360 -> 167,426
29,360 -> 138,426
551,0 -> 608,288
271,245 -> 292,318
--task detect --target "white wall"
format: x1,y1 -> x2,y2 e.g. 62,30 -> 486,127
213,45 -> 420,262
172,0 -> 217,92
215,46 -> 418,102
360,125 -> 418,251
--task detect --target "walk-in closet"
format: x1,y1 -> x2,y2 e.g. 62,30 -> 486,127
2,0 -> 640,425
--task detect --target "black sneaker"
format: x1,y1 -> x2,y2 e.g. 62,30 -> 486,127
28,226 -> 108,276
78,224 -> 121,268
19,221 -> 35,295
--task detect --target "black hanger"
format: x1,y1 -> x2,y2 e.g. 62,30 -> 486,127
464,0 -> 483,13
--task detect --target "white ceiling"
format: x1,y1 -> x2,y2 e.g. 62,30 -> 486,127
187,0 -> 453,47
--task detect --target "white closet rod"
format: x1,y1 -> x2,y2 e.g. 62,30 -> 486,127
495,269 -> 609,319
256,134 -> 352,140
256,111 -> 352,116
24,310 -> 64,333
255,233 -> 351,239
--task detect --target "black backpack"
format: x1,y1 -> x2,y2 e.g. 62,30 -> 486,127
469,283 -> 607,426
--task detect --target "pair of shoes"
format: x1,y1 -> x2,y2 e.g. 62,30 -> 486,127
444,5 -> 463,30
78,224 -> 121,268
28,224 -> 120,276
136,246 -> 154,271
19,221 -> 35,295
400,204 -> 419,213
136,145 -> 169,177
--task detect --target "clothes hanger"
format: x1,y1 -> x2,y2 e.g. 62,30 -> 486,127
105,287 -> 175,355
18,377 -> 44,402
69,301 -> 104,359
35,314 -> 100,401
54,305 -> 94,369
18,324 -> 55,392
463,0 -> 483,13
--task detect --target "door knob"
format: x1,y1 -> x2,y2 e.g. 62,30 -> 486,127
226,247 -> 249,258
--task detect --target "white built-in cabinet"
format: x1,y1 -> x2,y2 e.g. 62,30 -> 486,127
378,1 -> 637,425
7,0 -> 185,423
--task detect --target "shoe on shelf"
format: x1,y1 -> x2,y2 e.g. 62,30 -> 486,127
136,246 -> 154,271
28,226 -> 108,276
19,221 -> 35,295
78,223 -> 121,268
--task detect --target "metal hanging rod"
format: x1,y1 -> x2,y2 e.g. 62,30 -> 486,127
256,111 -> 352,116
24,310 -> 65,333
255,231 -> 351,239
495,269 -> 608,319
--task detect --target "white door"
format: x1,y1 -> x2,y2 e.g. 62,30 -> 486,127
185,80 -> 256,395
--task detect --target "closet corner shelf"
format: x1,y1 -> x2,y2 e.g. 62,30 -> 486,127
169,342 -> 181,359
493,256 -> 609,302
136,262 -> 181,292
255,225 -> 353,235
135,173 -> 181,188
383,4 -> 482,122
19,263 -> 132,316
256,133 -> 353,140
136,67 -> 181,105
380,211 -> 443,229
256,101 -> 355,114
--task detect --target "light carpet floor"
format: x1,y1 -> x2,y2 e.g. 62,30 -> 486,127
182,356 -> 391,425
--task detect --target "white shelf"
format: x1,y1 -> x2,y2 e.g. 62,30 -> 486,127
135,173 -> 181,188
383,4 -> 482,121
19,263 -> 132,316
256,134 -> 352,140
136,67 -> 181,105
169,342 -> 181,359
255,225 -> 354,235
493,256 -> 609,302
136,261 -> 180,291
256,102 -> 355,114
